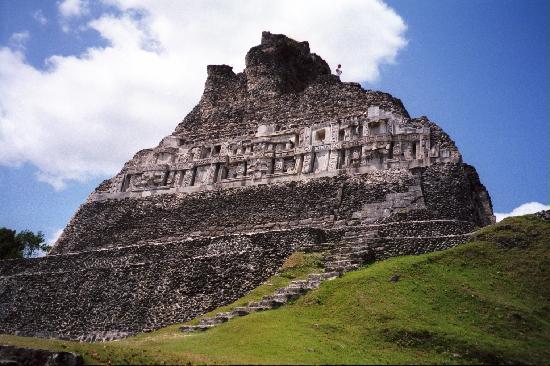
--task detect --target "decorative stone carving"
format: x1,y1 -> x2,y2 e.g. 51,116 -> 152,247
206,165 -> 217,184
274,158 -> 284,173
236,163 -> 246,177
284,157 -> 296,173
344,128 -> 351,142
177,150 -> 191,163
327,150 -> 339,171
182,170 -> 194,186
302,153 -> 312,174
165,171 -> 176,187
387,121 -> 394,135
190,147 -> 201,161
429,144 -> 440,158
220,142 -> 229,156
87,36 -> 464,201
330,124 -> 339,143
362,121 -> 370,137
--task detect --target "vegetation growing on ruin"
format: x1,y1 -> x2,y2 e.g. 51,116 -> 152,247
1,214 -> 548,365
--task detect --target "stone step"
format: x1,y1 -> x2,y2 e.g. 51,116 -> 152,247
179,325 -> 197,332
180,272 -> 342,334
246,305 -> 271,312
196,324 -> 215,331
281,292 -> 302,302
285,286 -> 310,295
230,307 -> 250,317
324,257 -> 350,264
274,287 -> 308,301
338,243 -> 371,250
321,271 -> 341,279
289,280 -> 308,287
261,293 -> 289,304
199,317 -> 226,326
324,263 -> 359,273
180,324 -> 214,332
275,286 -> 306,295
216,311 -> 234,318
304,280 -> 321,289
306,273 -> 338,282
326,248 -> 372,260
257,297 -> 285,308
306,273 -> 326,281
324,261 -> 363,270
326,252 -> 352,259
325,259 -> 353,266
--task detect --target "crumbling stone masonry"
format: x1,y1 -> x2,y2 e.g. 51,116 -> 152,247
0,32 -> 494,341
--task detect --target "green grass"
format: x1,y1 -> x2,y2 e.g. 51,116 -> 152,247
1,214 -> 549,365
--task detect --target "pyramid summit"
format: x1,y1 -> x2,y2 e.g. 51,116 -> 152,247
0,32 -> 494,341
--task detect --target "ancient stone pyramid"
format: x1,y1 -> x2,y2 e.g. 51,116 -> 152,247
0,32 -> 494,341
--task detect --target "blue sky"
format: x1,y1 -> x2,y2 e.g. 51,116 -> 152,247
0,0 -> 548,243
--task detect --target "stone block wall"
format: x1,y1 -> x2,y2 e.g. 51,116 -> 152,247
53,170 -> 419,254
0,229 -> 323,341
369,235 -> 471,260
371,220 -> 474,238
0,162 -> 492,341
53,163 -> 491,255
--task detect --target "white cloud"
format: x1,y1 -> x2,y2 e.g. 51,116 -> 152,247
49,228 -> 64,244
33,10 -> 48,26
58,0 -> 89,18
8,31 -> 30,50
495,202 -> 550,222
0,0 -> 407,189
58,0 -> 90,33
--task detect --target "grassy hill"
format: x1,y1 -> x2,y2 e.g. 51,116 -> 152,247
1,214 -> 549,364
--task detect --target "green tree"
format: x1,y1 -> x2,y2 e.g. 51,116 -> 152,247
0,228 -> 50,259
0,228 -> 20,259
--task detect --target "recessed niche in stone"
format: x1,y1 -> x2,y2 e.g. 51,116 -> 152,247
314,128 -> 326,143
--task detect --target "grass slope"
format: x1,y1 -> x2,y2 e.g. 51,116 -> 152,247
1,215 -> 549,365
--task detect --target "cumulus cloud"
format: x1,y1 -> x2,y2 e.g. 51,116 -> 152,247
8,31 -> 30,50
495,202 -> 550,222
33,10 -> 48,26
58,0 -> 89,18
0,0 -> 407,189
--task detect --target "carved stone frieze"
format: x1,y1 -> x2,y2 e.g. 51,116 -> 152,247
98,113 -> 461,198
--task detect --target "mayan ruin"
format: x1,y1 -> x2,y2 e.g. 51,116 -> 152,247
0,32 -> 495,342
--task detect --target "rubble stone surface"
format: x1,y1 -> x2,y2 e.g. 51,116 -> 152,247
0,345 -> 82,366
0,32 -> 494,341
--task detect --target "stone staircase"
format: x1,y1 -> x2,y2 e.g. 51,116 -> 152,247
179,228 -> 385,334
323,229 -> 377,272
179,219 -> 471,334
325,220 -> 474,266
180,271 -> 339,332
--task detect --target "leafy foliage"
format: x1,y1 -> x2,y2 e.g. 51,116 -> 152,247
0,228 -> 50,259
